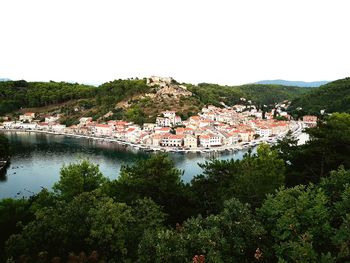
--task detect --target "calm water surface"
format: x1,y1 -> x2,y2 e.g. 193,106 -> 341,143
0,131 -> 254,199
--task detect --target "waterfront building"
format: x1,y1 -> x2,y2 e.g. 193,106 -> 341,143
94,124 -> 113,137
161,134 -> 184,147
19,112 -> 35,122
184,134 -> 198,148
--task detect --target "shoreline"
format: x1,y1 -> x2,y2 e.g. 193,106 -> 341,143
0,125 -> 302,154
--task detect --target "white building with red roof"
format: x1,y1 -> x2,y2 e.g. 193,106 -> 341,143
19,112 -> 35,122
51,123 -> 66,132
303,115 -> 318,127
94,124 -> 113,137
199,134 -> 210,147
156,117 -> 172,127
151,134 -> 163,146
161,134 -> 184,147
256,126 -> 272,137
154,127 -> 171,134
143,123 -> 156,132
184,134 -> 197,148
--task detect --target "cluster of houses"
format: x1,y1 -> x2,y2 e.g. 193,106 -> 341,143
0,103 -> 318,149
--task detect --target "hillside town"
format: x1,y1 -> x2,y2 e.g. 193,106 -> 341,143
0,76 -> 318,153
0,102 -> 317,153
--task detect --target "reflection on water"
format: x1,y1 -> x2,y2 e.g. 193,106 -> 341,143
0,131 -> 253,199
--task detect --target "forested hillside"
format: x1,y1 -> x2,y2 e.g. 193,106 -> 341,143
0,80 -> 97,115
255,79 -> 329,87
0,78 -> 310,125
289,77 -> 350,115
187,83 -> 309,106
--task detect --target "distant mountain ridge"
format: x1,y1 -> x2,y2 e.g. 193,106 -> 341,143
255,79 -> 330,87
0,78 -> 10,82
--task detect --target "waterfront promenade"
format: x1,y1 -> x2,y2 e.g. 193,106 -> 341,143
0,121 -> 303,154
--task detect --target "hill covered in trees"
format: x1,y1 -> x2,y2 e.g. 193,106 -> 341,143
0,78 -> 309,125
188,82 -> 309,106
255,79 -> 329,87
1,113 -> 350,262
289,77 -> 350,115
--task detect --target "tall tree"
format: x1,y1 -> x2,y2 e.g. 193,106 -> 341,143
107,153 -> 192,224
274,113 -> 350,185
191,144 -> 285,214
53,160 -> 108,200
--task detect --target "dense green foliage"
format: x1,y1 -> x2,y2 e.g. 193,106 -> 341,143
138,199 -> 266,263
274,113 -> 350,186
0,134 -> 10,159
290,77 -> 350,115
0,79 -> 150,123
1,113 -> 350,262
53,160 -> 108,201
0,80 -> 96,115
96,79 -> 150,109
106,154 -> 192,225
0,198 -> 33,262
188,83 -> 309,107
191,144 -> 285,214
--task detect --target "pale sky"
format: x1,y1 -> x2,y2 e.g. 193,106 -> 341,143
0,0 -> 349,86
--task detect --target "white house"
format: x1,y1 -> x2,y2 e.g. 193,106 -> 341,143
161,134 -> 183,147
143,123 -> 156,132
303,115 -> 318,128
79,117 -> 93,126
19,112 -> 35,122
94,124 -> 113,137
51,123 -> 66,133
125,127 -> 141,142
45,115 -> 61,123
151,134 -> 163,146
154,127 -> 171,134
257,126 -> 272,137
199,134 -> 210,147
21,123 -> 38,130
184,135 -> 197,148
2,121 -> 15,129
162,111 -> 176,119
156,117 -> 172,127
208,134 -> 222,146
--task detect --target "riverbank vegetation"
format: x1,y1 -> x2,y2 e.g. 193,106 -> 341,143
1,113 -> 350,262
